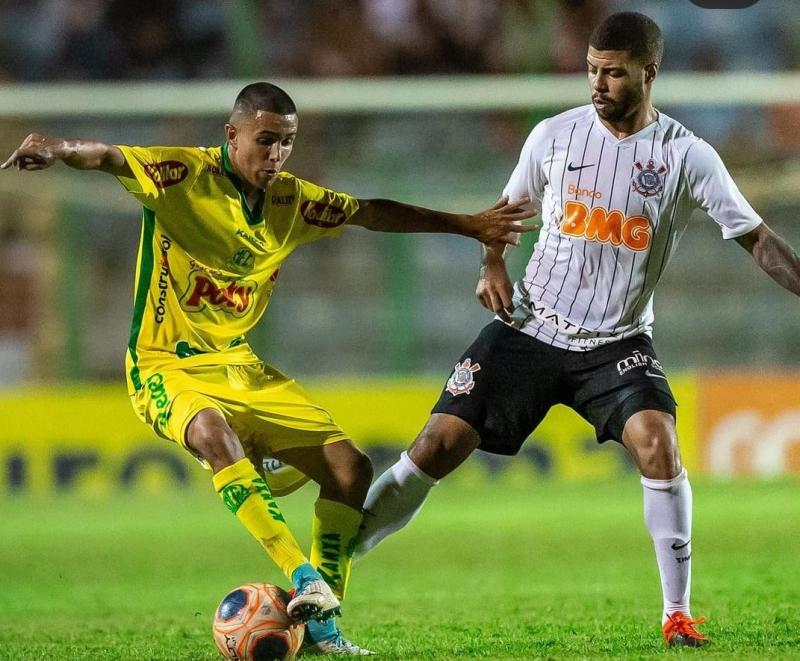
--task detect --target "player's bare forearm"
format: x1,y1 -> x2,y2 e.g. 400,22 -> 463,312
1,133 -> 131,177
350,197 -> 536,246
736,223 -> 800,296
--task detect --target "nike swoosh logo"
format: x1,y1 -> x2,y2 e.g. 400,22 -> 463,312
567,163 -> 594,171
645,369 -> 667,380
671,539 -> 690,550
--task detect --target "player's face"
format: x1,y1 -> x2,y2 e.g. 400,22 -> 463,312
226,110 -> 298,190
587,47 -> 649,123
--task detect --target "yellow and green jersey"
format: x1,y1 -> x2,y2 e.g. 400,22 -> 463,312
115,142 -> 359,394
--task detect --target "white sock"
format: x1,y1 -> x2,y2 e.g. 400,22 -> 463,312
355,451 -> 438,557
641,468 -> 693,623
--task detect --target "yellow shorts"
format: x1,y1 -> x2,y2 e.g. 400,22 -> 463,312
130,361 -> 347,491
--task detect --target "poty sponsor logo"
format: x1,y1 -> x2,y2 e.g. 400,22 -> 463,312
562,200 -> 651,250
154,235 -> 172,324
616,350 -> 664,376
144,160 -> 188,188
300,200 -> 347,228
181,271 -> 256,318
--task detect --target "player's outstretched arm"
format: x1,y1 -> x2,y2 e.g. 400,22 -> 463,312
735,222 -> 800,297
1,132 -> 131,177
476,243 -> 514,322
348,196 -> 538,246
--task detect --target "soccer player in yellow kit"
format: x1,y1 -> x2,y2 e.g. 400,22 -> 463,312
2,82 -> 534,654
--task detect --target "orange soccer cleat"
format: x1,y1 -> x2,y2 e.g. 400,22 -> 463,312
662,612 -> 710,647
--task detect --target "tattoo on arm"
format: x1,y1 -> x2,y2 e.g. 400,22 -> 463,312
738,224 -> 800,296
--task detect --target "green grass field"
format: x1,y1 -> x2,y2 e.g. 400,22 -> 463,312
2,476 -> 799,660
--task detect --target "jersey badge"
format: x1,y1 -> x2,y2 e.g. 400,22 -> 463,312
446,358 -> 481,396
230,247 -> 255,271
631,159 -> 667,198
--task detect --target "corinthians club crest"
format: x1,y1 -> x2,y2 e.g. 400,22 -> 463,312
446,358 -> 481,396
631,158 -> 667,198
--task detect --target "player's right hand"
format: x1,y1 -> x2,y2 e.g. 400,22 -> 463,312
1,133 -> 62,171
476,254 -> 514,323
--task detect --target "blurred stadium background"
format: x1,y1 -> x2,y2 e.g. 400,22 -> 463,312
0,1 -> 799,658
1,0 -> 799,486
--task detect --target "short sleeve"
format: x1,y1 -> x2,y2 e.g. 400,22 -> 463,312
684,140 -> 762,239
502,119 -> 551,212
292,178 -> 360,244
115,145 -> 196,211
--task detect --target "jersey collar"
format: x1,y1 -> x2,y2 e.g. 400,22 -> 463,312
221,141 -> 265,226
592,109 -> 661,146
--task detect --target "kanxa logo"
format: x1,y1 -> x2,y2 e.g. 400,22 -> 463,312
144,160 -> 188,188
689,0 -> 759,7
180,272 -> 256,317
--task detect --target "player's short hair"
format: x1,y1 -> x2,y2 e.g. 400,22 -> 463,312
589,12 -> 664,65
231,82 -> 297,119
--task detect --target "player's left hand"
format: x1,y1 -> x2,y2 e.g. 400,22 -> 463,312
472,196 -> 538,246
476,253 -> 515,322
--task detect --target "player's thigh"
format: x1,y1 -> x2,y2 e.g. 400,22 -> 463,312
130,365 -> 236,466
568,334 -> 679,469
228,363 -> 366,483
431,320 -> 562,457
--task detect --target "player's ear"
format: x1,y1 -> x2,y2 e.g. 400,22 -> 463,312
225,123 -> 237,147
643,62 -> 658,84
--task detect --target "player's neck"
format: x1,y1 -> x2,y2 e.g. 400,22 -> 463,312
598,104 -> 658,140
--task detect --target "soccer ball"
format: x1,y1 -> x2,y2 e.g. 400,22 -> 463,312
212,583 -> 304,660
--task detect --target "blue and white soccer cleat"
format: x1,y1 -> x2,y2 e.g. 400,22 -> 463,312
303,619 -> 375,656
287,567 -> 341,623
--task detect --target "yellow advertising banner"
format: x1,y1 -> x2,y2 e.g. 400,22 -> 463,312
1,374 -> 699,494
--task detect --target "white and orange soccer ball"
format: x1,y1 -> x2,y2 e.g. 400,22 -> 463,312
212,583 -> 304,661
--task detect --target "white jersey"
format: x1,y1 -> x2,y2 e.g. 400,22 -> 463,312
503,104 -> 762,351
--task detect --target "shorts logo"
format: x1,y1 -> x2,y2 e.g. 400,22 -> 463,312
145,372 -> 171,429
631,159 -> 667,198
144,160 -> 188,188
446,358 -> 481,396
616,350 -> 664,376
300,200 -> 347,228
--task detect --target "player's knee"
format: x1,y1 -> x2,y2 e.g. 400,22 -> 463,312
410,416 -> 479,480
186,409 -> 244,472
623,412 -> 680,479
349,449 -> 374,492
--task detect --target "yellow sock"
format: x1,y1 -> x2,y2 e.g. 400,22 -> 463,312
212,458 -> 308,580
310,498 -> 363,601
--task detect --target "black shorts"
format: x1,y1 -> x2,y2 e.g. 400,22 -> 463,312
431,321 -> 677,456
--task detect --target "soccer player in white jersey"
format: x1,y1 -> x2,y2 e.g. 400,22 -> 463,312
356,11 -> 800,647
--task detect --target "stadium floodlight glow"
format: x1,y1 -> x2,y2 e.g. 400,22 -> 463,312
1,74 -> 800,117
